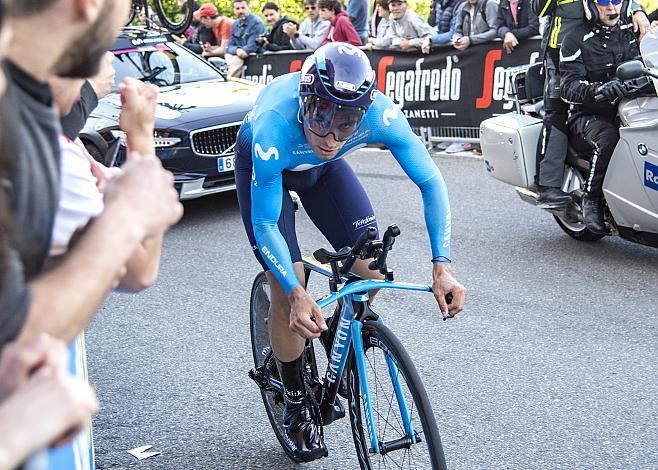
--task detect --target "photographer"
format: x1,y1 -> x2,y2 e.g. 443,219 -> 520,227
259,2 -> 297,51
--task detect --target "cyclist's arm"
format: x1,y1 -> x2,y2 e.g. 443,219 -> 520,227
368,93 -> 451,264
250,113 -> 298,294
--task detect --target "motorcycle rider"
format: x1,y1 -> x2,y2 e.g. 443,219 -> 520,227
531,0 -> 648,206
559,0 -> 641,233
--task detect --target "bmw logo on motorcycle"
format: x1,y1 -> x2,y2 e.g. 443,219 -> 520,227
638,143 -> 648,156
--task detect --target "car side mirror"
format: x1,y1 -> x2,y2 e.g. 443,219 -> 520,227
616,60 -> 645,81
208,57 -> 228,78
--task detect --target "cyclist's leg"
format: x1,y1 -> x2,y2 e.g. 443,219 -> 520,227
298,157 -> 385,288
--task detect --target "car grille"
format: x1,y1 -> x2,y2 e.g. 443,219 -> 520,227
190,123 -> 241,157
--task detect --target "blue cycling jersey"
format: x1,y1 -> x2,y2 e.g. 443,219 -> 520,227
244,72 -> 452,294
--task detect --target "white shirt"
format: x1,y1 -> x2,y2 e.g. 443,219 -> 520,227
50,136 -> 104,256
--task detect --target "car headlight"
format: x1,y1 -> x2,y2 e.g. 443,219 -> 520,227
109,130 -> 182,149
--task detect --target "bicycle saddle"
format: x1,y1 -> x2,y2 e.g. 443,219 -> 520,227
313,246 -> 352,264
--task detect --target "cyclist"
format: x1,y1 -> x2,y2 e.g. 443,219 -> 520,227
235,42 -> 466,462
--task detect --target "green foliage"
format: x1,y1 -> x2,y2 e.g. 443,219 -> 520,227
151,0 -> 432,28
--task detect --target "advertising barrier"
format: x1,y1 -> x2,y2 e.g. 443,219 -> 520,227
243,39 -> 542,130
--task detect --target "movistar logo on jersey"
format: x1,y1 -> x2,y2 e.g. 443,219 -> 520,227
254,143 -> 279,162
645,161 -> 658,191
261,246 -> 287,277
383,105 -> 399,126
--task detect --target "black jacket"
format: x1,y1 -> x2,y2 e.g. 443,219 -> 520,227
264,17 -> 297,51
560,22 -> 640,119
428,0 -> 463,33
497,0 -> 539,39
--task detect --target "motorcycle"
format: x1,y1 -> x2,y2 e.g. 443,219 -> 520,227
480,28 -> 658,248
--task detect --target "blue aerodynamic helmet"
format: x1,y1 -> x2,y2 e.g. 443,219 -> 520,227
299,42 -> 377,141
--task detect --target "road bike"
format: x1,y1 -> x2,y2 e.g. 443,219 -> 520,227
249,225 -> 449,469
127,0 -> 195,35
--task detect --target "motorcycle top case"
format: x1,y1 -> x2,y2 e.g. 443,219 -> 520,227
480,113 -> 542,188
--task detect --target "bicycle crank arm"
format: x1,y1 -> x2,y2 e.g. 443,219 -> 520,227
248,367 -> 284,395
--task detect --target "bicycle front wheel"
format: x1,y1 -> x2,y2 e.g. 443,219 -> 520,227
152,0 -> 194,34
347,321 -> 447,469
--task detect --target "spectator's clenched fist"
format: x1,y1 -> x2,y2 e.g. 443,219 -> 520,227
119,77 -> 159,156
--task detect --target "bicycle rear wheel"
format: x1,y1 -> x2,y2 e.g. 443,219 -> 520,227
249,272 -> 323,463
347,321 -> 447,469
152,0 -> 194,34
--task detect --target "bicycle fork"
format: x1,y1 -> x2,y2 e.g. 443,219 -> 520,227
348,296 -> 419,455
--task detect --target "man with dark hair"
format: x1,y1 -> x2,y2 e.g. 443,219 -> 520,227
226,0 -> 265,77
259,2 -> 297,51
0,0 -> 182,347
283,0 -> 330,51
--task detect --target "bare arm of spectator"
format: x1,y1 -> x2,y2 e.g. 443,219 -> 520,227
116,78 -> 164,292
0,336 -> 97,470
469,1 -> 499,44
17,153 -> 182,344
203,39 -> 229,57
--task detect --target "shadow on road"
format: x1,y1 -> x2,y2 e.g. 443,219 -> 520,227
179,191 -> 240,225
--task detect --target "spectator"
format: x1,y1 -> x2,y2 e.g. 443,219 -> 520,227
196,3 -> 233,59
283,0 -> 330,51
453,0 -> 499,51
377,0 -> 435,53
0,0 -> 182,347
367,0 -> 392,49
259,2 -> 297,51
348,0 -> 370,45
496,0 -> 539,54
227,0 -> 266,78
431,1 -> 465,46
428,0 -> 464,35
319,0 -> 362,45
0,335 -> 98,470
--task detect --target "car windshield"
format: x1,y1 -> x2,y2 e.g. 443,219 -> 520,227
111,42 -> 222,90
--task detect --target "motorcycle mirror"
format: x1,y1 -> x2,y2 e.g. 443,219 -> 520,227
616,61 -> 645,81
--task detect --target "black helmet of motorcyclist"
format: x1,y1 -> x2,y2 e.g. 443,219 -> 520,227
583,0 -> 624,26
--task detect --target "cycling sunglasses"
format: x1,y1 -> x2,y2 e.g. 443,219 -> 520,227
593,0 -> 622,6
302,96 -> 366,142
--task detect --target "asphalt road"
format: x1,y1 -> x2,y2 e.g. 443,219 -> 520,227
87,150 -> 658,470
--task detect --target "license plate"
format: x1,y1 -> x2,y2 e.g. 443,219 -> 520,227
217,156 -> 234,173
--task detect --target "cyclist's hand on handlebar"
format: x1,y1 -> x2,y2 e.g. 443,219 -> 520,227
595,79 -> 627,103
288,287 -> 328,339
432,263 -> 466,320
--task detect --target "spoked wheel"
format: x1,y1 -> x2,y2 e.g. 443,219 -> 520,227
152,0 -> 195,34
249,272 -> 323,463
347,321 -> 447,470
553,167 -> 605,242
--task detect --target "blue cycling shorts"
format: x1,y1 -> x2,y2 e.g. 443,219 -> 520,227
235,125 -> 379,273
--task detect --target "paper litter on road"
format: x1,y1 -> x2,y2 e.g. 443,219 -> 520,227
127,445 -> 161,461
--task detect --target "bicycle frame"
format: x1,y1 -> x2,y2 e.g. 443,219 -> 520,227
304,259 -> 433,455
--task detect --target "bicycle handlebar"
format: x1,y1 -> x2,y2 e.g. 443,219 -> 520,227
369,224 -> 400,273
340,227 -> 377,276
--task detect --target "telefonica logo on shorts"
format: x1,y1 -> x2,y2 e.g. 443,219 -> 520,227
645,161 -> 658,191
261,246 -> 287,276
353,215 -> 376,229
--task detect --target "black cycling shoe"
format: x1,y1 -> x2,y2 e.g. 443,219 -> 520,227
537,186 -> 573,206
283,400 -> 328,462
319,308 -> 349,398
582,195 -> 607,234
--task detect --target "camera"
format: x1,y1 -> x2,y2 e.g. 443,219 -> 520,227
255,35 -> 268,46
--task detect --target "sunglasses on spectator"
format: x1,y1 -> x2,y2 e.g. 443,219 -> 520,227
305,6 -> 317,10
593,0 -> 622,5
